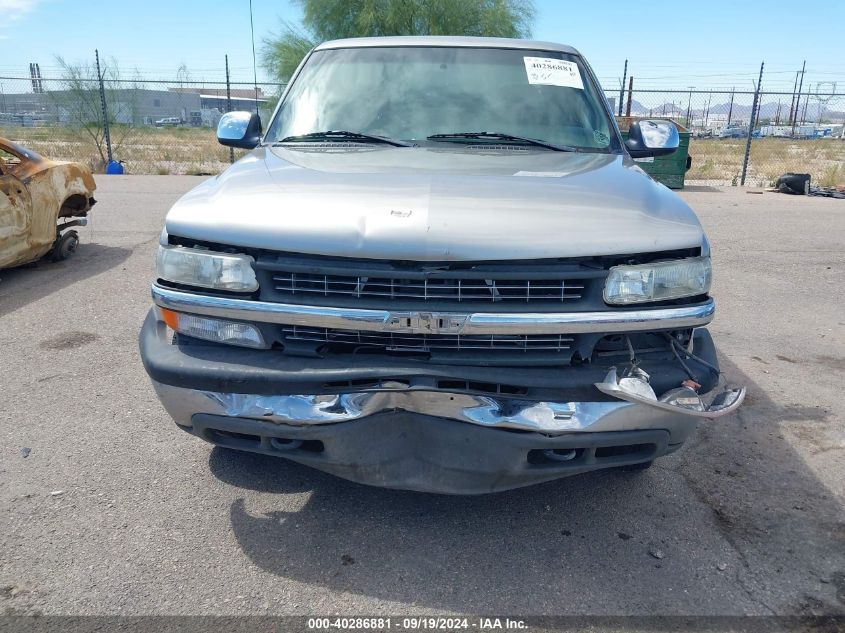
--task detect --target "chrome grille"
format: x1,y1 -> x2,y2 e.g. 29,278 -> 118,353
271,273 -> 584,303
281,325 -> 574,352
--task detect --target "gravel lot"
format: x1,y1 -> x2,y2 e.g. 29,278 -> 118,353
1,177 -> 843,618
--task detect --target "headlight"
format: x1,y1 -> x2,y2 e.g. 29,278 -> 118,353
604,256 -> 711,305
156,245 -> 258,292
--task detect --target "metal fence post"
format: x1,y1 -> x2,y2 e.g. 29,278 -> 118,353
225,54 -> 234,164
791,61 -> 806,135
685,87 -> 694,128
95,49 -> 113,164
727,88 -> 735,126
740,62 -> 764,186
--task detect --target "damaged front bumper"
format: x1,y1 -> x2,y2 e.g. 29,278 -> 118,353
140,309 -> 742,493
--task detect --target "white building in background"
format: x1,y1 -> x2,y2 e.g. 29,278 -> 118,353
759,125 -> 792,137
689,113 -> 749,136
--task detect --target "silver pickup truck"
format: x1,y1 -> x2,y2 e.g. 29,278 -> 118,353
140,36 -> 744,494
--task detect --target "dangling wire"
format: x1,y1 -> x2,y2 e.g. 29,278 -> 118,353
625,335 -> 637,367
669,336 -> 699,382
623,335 -> 651,382
665,334 -> 720,381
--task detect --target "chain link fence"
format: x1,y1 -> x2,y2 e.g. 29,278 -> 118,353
0,75 -> 285,175
608,86 -> 845,187
1,72 -> 843,187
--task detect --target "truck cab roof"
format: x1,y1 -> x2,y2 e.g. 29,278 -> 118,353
314,35 -> 580,56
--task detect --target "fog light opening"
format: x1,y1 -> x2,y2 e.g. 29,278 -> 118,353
543,448 -> 578,462
269,437 -> 303,452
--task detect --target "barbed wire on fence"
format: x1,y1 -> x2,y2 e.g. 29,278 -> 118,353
1,71 -> 843,186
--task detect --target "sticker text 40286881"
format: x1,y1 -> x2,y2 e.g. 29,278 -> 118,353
523,57 -> 584,90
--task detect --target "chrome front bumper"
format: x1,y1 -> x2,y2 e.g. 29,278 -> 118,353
151,285 -> 716,336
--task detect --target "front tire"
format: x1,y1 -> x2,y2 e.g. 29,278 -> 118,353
51,230 -> 79,262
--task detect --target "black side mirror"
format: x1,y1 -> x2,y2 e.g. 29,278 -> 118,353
625,120 -> 679,158
217,111 -> 262,149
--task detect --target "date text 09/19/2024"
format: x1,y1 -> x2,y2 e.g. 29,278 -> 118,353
306,617 -> 527,630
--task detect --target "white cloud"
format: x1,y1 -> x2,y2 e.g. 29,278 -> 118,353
0,0 -> 40,20
0,0 -> 39,42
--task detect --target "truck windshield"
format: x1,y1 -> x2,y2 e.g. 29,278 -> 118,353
266,46 -> 615,152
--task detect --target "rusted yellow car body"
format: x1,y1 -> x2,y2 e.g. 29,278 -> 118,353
0,138 -> 97,269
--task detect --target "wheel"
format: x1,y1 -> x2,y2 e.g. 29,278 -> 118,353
617,460 -> 654,472
50,230 -> 79,262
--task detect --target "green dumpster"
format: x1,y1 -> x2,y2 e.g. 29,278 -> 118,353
616,117 -> 691,189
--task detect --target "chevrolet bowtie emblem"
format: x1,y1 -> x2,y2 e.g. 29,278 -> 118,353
385,312 -> 467,334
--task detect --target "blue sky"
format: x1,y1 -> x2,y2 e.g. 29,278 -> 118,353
1,0 -> 843,92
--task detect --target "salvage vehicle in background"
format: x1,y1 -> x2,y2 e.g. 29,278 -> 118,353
0,138 -> 96,269
140,36 -> 745,494
719,126 -> 747,139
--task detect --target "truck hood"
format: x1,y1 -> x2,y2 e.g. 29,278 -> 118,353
165,146 -> 705,261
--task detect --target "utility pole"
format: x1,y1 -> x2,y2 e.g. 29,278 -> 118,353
788,68 -> 799,126
741,62 -> 764,186
617,59 -> 628,116
791,60 -> 806,135
814,81 -> 837,125
625,76 -> 633,117
225,54 -> 234,164
802,85 -> 810,124
95,49 -> 113,164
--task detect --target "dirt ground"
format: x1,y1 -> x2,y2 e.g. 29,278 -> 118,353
0,178 -> 843,621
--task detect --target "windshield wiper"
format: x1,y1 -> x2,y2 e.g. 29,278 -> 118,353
276,130 -> 414,147
426,132 -> 579,152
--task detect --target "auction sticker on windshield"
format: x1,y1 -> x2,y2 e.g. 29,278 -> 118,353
523,57 -> 584,89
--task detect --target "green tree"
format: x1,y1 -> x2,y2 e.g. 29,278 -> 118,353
52,56 -> 140,169
262,0 -> 535,82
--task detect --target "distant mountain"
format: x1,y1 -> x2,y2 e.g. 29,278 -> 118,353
623,99 -> 844,123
